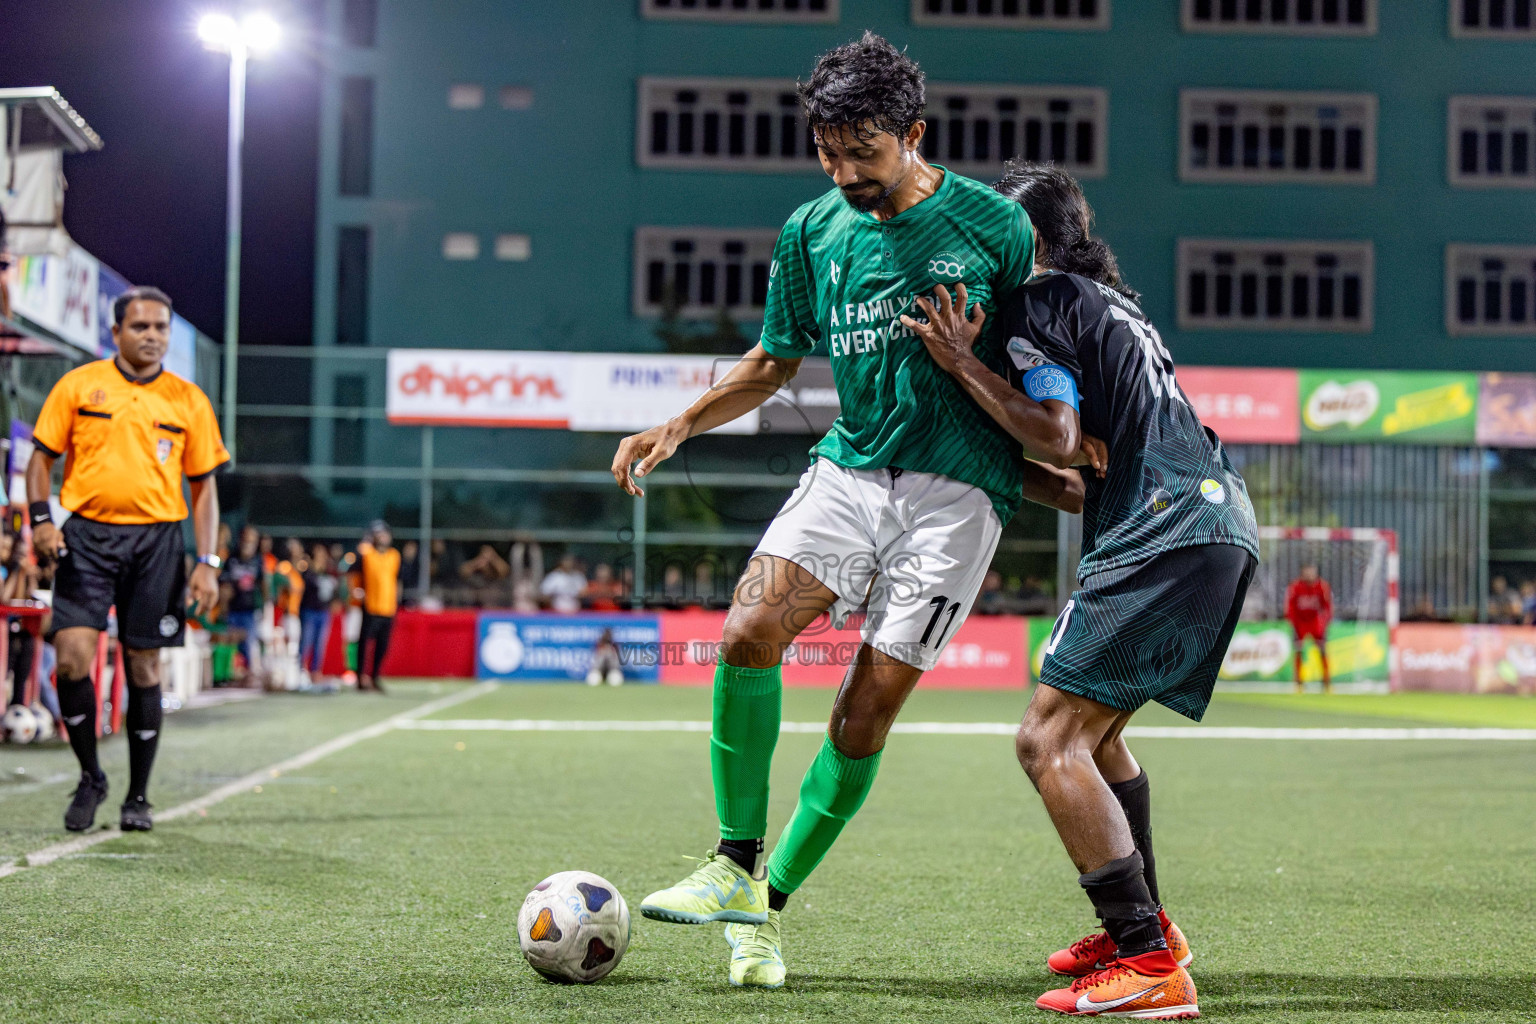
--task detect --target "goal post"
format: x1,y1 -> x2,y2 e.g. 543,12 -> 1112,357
1221,526 -> 1399,691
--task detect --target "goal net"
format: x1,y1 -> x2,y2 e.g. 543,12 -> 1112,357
1221,527 -> 1399,690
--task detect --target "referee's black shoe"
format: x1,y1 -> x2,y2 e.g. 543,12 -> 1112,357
64,771 -> 109,832
120,796 -> 154,832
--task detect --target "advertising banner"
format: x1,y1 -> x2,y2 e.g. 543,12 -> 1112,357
1218,621 -> 1389,682
476,613 -> 661,682
388,349 -> 576,427
1475,373 -> 1536,447
1397,622 -> 1536,694
568,354 -> 757,435
96,263 -> 131,357
9,243 -> 100,354
1179,367 -> 1300,443
6,420 -> 32,505
1299,370 -> 1478,443
166,313 -> 197,382
658,610 -> 1027,689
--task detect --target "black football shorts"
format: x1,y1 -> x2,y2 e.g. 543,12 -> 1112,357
49,515 -> 188,649
1038,544 -> 1257,722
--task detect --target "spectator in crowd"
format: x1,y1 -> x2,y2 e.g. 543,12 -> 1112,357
1522,581 -> 1536,626
1403,596 -> 1451,623
656,564 -> 687,609
584,563 -> 625,611
0,206 -> 10,320
586,628 -> 624,686
220,526 -> 265,679
356,521 -> 400,692
1017,575 -> 1053,616
1488,576 -> 1522,624
398,540 -> 422,605
510,538 -> 543,611
428,539 -> 457,591
460,543 -> 510,607
541,553 -> 587,613
299,543 -> 338,682
975,569 -> 1014,615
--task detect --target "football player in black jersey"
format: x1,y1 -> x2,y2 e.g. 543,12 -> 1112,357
902,163 -> 1259,1019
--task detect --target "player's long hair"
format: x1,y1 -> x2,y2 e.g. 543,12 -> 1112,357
992,162 -> 1141,303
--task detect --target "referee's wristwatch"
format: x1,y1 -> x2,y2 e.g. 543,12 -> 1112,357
197,554 -> 223,570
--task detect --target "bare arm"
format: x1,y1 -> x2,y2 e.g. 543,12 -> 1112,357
1021,460 -> 1085,515
25,450 -> 62,561
611,344 -> 802,496
900,284 -> 1087,469
187,477 -> 221,616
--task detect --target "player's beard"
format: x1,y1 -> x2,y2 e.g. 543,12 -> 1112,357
840,179 -> 900,212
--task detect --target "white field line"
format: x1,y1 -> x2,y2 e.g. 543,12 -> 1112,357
0,682 -> 497,880
396,719 -> 1536,741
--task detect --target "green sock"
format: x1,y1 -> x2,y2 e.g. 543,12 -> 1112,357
766,735 -> 883,895
711,660 -> 783,842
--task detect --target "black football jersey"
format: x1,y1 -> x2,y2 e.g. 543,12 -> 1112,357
999,271 -> 1260,579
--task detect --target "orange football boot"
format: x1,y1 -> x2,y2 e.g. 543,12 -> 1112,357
1047,910 -> 1191,976
1035,950 -> 1199,1018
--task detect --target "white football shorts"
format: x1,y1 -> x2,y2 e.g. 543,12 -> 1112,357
753,459 -> 1003,671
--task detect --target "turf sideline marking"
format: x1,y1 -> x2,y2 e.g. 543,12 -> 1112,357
396,719 -> 1536,741
0,682 -> 498,880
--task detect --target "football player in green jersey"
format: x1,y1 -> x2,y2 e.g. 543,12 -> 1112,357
611,35 -> 1099,988
905,163 -> 1260,1019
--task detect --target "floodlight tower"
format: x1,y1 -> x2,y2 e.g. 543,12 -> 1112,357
198,11 -> 281,463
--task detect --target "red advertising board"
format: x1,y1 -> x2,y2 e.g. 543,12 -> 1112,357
1179,367 -> 1300,444
658,610 -> 1027,689
1397,622 -> 1536,695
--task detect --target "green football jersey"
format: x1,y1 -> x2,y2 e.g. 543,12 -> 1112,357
759,168 -> 1036,523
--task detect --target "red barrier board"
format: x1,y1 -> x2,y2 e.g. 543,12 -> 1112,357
1179,367 -> 1299,444
381,609 -> 481,678
1397,622 -> 1536,695
657,610 -> 1027,689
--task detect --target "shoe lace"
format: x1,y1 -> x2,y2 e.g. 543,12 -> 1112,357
1069,961 -> 1135,994
1067,929 -> 1116,962
677,849 -> 732,886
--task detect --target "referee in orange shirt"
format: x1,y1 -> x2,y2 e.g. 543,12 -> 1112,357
27,286 -> 228,833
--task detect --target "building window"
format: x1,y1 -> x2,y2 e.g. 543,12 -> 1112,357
338,77 -> 374,196
642,0 -> 838,22
912,0 -> 1109,29
442,233 -> 480,260
499,86 -> 534,110
638,78 -> 819,172
1178,239 -> 1373,333
341,0 -> 377,46
1183,0 -> 1375,33
331,375 -> 366,495
1449,96 -> 1536,188
921,84 -> 1107,179
335,226 -> 370,346
1181,89 -> 1376,185
495,234 -> 531,261
1446,244 -> 1536,336
448,84 -> 485,110
1452,0 -> 1535,36
633,227 -> 778,318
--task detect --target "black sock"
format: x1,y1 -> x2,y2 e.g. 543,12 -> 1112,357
1109,769 -> 1159,907
1078,851 -> 1167,958
717,837 -> 762,875
56,672 -> 101,777
126,685 -> 163,801
768,885 -> 789,912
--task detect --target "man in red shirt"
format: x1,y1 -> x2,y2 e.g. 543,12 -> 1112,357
1285,564 -> 1333,693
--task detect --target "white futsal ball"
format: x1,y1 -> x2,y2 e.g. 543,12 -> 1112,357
31,706 -> 56,742
517,870 -> 631,984
2,704 -> 39,744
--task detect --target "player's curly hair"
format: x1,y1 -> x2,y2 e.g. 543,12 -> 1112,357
799,31 -> 926,141
992,162 -> 1140,303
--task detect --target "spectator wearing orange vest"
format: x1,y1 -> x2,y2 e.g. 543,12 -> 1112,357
356,520 -> 400,693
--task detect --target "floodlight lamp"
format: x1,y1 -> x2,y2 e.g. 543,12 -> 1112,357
197,12 -> 239,52
241,12 -> 282,54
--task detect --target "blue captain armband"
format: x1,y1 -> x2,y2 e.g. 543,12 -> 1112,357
1022,365 -> 1080,410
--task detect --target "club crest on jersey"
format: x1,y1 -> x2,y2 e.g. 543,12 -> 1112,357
156,438 -> 173,464
1200,478 -> 1226,503
89,389 -> 107,406
928,251 -> 965,284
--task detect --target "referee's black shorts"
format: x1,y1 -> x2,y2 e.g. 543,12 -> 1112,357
49,515 -> 188,648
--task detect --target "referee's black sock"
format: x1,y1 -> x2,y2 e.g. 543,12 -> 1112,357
56,672 -> 102,777
126,685 -> 163,801
1078,851 -> 1167,959
1108,769 -> 1160,907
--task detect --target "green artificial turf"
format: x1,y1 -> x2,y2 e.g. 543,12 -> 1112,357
0,682 -> 1532,1023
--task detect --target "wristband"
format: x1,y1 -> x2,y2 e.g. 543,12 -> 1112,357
197,554 -> 223,570
29,502 -> 51,527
